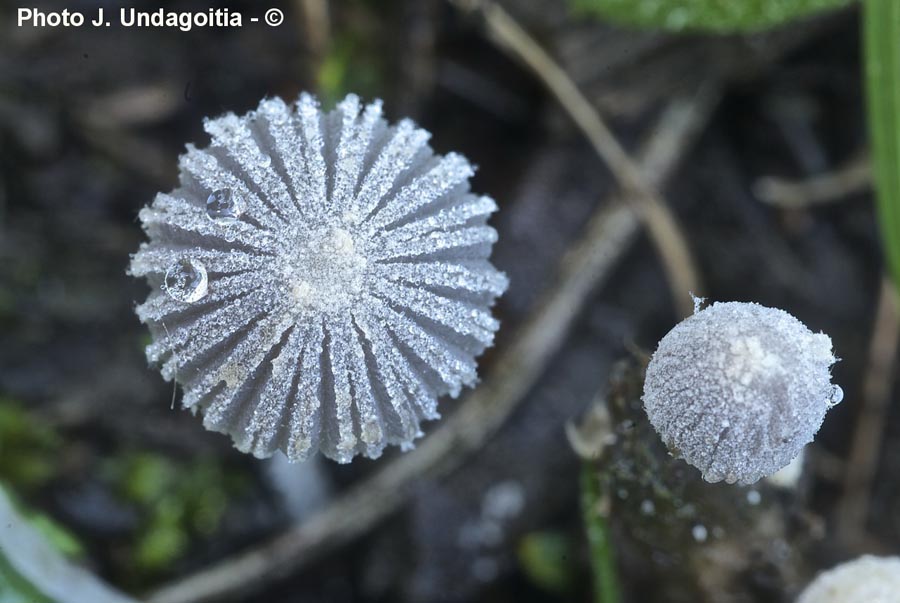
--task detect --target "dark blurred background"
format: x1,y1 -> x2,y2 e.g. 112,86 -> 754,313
0,0 -> 896,602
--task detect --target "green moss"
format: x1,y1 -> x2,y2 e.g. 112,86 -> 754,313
108,452 -> 247,577
134,498 -> 188,571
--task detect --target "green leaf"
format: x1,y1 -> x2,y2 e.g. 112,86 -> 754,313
864,0 -> 900,294
0,554 -> 53,603
0,485 -> 135,603
571,0 -> 857,32
25,513 -> 85,559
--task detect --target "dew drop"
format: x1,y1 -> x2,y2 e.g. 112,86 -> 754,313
827,384 -> 844,407
163,258 -> 208,303
206,188 -> 243,219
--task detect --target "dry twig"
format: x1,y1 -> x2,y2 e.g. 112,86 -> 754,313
294,0 -> 331,74
753,153 -> 871,208
146,83 -> 720,603
461,0 -> 703,317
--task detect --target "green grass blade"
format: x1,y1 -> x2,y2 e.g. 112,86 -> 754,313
865,0 -> 900,293
580,464 -> 621,603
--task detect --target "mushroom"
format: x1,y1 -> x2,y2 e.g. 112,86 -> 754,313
130,93 -> 507,463
642,300 -> 840,485
797,555 -> 900,603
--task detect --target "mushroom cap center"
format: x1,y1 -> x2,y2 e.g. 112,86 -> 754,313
288,226 -> 368,313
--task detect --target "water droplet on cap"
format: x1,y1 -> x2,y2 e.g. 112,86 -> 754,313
164,258 -> 208,303
206,189 -> 243,219
827,384 -> 843,408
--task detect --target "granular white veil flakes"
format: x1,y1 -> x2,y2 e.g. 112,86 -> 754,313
642,300 -> 841,485
129,93 -> 508,463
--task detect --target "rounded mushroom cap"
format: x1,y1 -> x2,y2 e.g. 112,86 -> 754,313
642,301 -> 839,485
796,556 -> 900,603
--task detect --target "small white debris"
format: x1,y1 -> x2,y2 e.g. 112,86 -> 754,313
459,481 -> 525,552
482,481 -> 525,521
692,524 -> 708,543
746,490 -> 761,505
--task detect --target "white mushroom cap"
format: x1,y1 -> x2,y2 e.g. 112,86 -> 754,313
642,300 -> 840,485
796,555 -> 900,603
130,94 -> 507,464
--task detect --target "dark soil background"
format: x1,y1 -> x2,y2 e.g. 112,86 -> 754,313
0,0 -> 896,602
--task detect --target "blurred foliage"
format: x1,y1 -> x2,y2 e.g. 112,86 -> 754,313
0,397 -> 249,583
318,33 -> 384,108
571,0 -> 856,32
0,403 -> 85,599
0,484 -> 82,603
864,0 -> 900,294
317,0 -> 387,108
0,553 -> 52,603
580,464 -> 621,603
106,452 -> 247,577
517,531 -> 576,595
0,398 -> 60,491
22,510 -> 85,559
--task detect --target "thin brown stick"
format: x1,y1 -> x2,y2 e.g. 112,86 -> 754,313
836,276 -> 899,545
146,85 -> 720,603
294,0 -> 331,75
753,153 -> 871,208
464,0 -> 703,317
